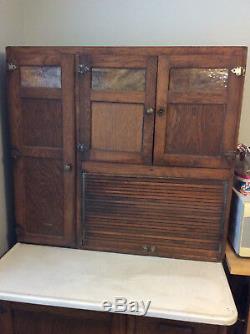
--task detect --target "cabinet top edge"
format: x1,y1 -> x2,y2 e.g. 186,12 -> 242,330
6,45 -> 248,57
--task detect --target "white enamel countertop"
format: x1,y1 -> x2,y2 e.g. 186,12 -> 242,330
0,243 -> 237,326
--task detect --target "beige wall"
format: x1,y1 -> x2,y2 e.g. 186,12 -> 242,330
0,0 -> 250,254
0,0 -> 23,255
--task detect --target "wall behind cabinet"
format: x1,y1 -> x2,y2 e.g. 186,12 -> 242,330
0,0 -> 24,256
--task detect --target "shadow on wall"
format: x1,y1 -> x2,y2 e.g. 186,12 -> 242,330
0,52 -> 16,248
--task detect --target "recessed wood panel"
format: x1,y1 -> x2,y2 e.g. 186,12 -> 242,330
24,158 -> 64,236
83,174 -> 226,261
169,68 -> 228,93
20,66 -> 61,88
22,99 -> 63,147
92,68 -> 146,91
11,306 -> 114,334
91,102 -> 144,153
165,104 -> 225,155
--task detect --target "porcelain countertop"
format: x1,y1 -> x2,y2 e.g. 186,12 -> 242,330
0,243 -> 237,326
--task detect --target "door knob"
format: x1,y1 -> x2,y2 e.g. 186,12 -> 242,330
157,108 -> 165,116
64,163 -> 72,172
150,245 -> 156,253
145,107 -> 154,115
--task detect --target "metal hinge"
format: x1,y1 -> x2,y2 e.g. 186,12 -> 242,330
7,62 -> 18,71
224,150 -> 237,160
231,66 -> 246,77
11,148 -> 22,160
77,64 -> 90,75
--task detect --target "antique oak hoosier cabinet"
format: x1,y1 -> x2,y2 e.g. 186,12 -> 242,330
0,46 -> 247,334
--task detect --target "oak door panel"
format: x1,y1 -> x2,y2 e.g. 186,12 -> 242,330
77,55 -> 157,164
8,52 -> 76,246
165,104 -> 225,156
154,54 -> 246,168
0,302 -> 126,334
91,102 -> 144,153
82,173 -> 228,261
22,99 -> 63,147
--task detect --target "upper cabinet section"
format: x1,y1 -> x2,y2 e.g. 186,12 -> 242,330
8,46 -> 247,170
154,54 -> 246,168
77,54 -> 157,164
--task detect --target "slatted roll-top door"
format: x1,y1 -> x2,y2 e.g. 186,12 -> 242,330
82,173 -> 227,261
77,55 -> 157,164
8,53 -> 75,246
154,55 -> 246,168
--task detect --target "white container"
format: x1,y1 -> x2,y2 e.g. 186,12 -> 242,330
229,188 -> 250,257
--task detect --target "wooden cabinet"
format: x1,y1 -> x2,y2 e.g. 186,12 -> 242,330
0,302 -> 227,334
7,51 -> 76,246
154,55 -> 245,169
7,46 -> 247,260
77,54 -> 157,164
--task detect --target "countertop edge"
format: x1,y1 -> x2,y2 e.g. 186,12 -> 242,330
0,292 -> 238,326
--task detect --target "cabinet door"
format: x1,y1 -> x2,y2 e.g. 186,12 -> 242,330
133,317 -> 226,334
0,302 -> 126,334
82,169 -> 228,261
77,55 -> 157,164
7,51 -> 76,246
154,54 -> 246,168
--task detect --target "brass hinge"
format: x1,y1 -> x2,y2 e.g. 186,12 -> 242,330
77,64 -> 90,75
7,62 -> 18,71
231,66 -> 246,77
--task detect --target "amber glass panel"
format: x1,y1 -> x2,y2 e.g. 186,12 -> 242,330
169,68 -> 228,92
92,68 -> 146,91
91,102 -> 144,152
21,66 -> 61,88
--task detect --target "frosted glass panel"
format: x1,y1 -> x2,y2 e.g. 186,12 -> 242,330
21,66 -> 61,88
169,68 -> 228,92
92,68 -> 146,91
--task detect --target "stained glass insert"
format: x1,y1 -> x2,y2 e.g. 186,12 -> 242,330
92,68 -> 146,91
169,68 -> 229,92
21,66 -> 61,88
